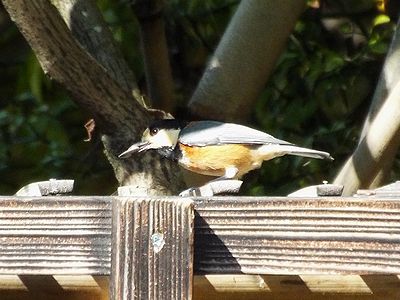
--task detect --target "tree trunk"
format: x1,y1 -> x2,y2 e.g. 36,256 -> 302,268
51,0 -> 143,102
2,0 -> 185,195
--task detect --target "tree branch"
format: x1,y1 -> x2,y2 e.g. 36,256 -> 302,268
2,0 -> 185,195
51,0 -> 143,103
188,0 -> 306,122
132,0 -> 175,112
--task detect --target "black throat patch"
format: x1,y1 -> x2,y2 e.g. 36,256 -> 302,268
156,145 -> 182,162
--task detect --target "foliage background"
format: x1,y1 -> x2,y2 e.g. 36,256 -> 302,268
0,0 -> 397,195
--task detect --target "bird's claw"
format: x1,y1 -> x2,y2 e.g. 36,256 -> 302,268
179,187 -> 202,197
179,180 -> 243,197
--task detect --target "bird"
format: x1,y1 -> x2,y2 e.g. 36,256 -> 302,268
119,119 -> 333,183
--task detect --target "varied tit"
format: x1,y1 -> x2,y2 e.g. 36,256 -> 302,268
119,119 -> 333,181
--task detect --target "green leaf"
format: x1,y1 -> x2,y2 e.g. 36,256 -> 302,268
373,14 -> 390,27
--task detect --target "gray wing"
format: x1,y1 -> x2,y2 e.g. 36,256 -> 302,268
179,121 -> 293,146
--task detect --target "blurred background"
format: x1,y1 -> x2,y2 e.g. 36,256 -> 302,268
0,0 -> 398,195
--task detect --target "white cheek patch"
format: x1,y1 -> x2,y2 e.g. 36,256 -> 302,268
150,129 -> 180,148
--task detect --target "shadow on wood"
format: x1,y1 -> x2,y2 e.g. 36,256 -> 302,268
193,274 -> 400,300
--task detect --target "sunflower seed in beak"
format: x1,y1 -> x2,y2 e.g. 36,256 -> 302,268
118,141 -> 150,158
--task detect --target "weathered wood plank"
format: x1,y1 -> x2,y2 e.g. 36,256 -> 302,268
1,274 -> 399,300
0,275 -> 109,300
193,274 -> 400,300
356,180 -> 400,197
0,196 -> 111,274
194,197 -> 400,274
0,196 -> 400,275
110,197 -> 194,300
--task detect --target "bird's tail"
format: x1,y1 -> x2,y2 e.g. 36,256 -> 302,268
257,144 -> 334,161
283,145 -> 333,160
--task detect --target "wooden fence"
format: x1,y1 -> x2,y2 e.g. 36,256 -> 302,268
1,182 -> 400,299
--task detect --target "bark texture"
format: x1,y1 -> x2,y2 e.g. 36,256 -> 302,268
51,0 -> 142,101
188,0 -> 306,122
2,0 -> 184,195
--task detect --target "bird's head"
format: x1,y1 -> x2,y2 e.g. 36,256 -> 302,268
118,119 -> 183,158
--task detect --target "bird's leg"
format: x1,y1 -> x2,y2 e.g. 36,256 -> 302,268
179,187 -> 203,197
210,166 -> 239,182
179,167 -> 240,197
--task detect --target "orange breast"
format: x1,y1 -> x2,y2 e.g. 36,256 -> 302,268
178,143 -> 259,177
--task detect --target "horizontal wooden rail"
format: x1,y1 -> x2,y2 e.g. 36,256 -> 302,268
0,197 -> 111,274
0,196 -> 400,275
194,197 -> 400,274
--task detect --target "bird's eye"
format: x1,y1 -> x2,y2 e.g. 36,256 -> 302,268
150,128 -> 159,136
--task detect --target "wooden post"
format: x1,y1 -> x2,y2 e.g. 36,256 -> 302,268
110,197 -> 194,300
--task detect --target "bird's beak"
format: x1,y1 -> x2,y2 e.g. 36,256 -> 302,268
118,141 -> 151,158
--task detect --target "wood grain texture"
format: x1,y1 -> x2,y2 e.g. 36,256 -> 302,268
193,274 -> 400,300
194,197 -> 400,274
0,196 -> 400,276
110,197 -> 194,300
0,196 -> 111,274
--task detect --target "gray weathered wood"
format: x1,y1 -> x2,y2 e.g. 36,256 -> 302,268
0,196 -> 111,274
15,179 -> 74,196
110,197 -> 194,300
194,197 -> 400,274
0,196 -> 400,275
179,180 -> 243,197
356,181 -> 400,197
289,184 -> 343,197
